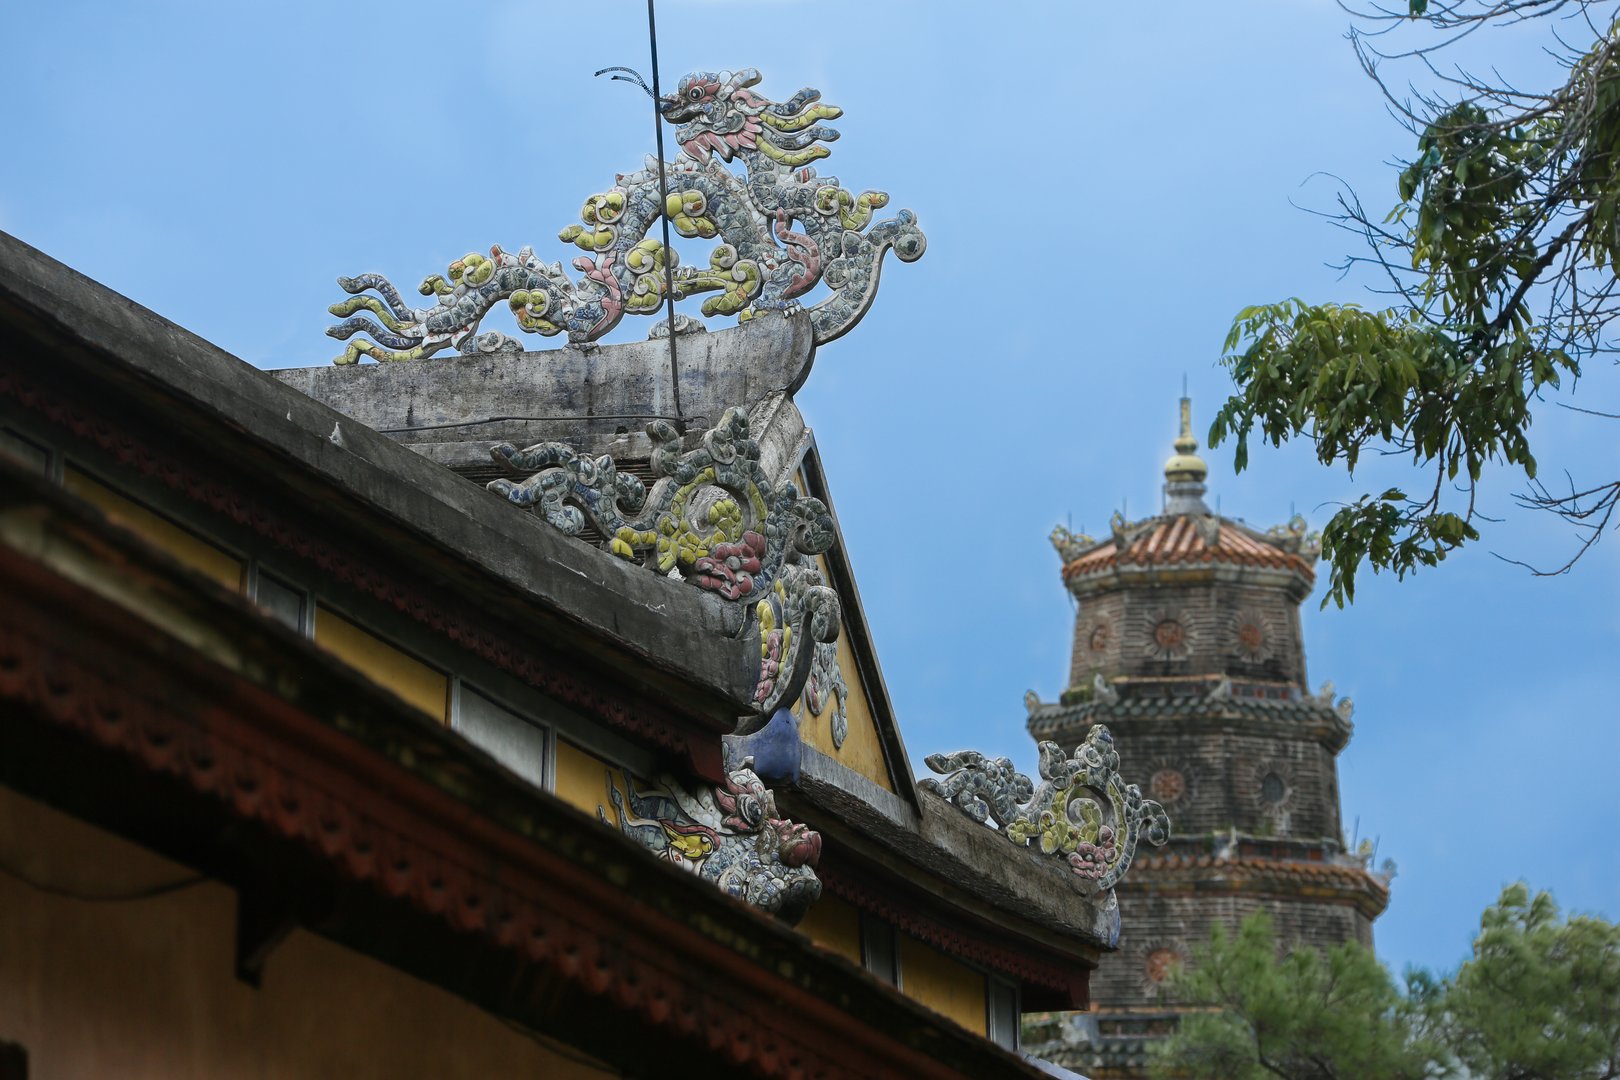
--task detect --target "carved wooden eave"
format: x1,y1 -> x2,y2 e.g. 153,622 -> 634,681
0,462 -> 1049,1079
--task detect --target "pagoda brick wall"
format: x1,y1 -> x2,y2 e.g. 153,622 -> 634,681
1089,887 -> 1375,1007
1067,581 -> 1306,689
1046,720 -> 1343,842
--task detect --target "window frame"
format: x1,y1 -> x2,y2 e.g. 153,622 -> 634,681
985,973 -> 1022,1052
859,911 -> 901,989
450,677 -> 554,792
247,561 -> 314,638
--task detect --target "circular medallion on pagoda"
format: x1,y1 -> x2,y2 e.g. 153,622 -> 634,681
1135,939 -> 1190,997
1150,768 -> 1185,802
1143,609 -> 1194,661
1143,760 -> 1196,809
1145,948 -> 1183,984
1148,766 -> 1189,805
1230,607 -> 1274,663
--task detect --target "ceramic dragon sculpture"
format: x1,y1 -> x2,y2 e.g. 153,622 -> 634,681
601,761 -> 823,923
921,726 -> 1171,892
325,68 -> 926,363
486,405 -> 841,723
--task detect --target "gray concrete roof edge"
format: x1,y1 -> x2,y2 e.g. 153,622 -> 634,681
0,229 -> 759,714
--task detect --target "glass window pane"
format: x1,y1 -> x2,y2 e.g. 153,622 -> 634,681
455,687 -> 547,789
860,913 -> 899,986
987,977 -> 1020,1050
256,571 -> 306,632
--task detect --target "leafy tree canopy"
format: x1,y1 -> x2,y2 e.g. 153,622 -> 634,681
1151,910 -> 1439,1080
1213,0 -> 1620,606
1152,884 -> 1620,1080
1440,882 -> 1620,1079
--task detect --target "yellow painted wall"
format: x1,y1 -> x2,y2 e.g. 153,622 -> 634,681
64,467 -> 243,591
553,739 -> 615,820
795,563 -> 893,792
898,934 -> 988,1036
314,606 -> 448,722
0,786 -> 614,1079
795,893 -> 862,965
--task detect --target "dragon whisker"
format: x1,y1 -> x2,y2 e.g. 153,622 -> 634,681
594,66 -> 654,99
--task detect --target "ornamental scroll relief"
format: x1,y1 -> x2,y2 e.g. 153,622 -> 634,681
803,640 -> 848,750
487,407 -> 839,720
920,726 -> 1170,891
599,759 -> 822,924
324,68 -> 925,362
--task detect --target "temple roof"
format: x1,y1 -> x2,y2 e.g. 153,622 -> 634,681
1050,396 -> 1319,586
1129,850 -> 1390,900
1061,515 -> 1316,582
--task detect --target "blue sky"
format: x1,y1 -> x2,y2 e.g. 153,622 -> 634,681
7,1 -> 1616,978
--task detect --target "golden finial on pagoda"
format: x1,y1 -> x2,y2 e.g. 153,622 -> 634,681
1163,395 -> 1208,485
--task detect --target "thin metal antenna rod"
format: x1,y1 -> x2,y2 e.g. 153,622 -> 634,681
644,0 -> 684,428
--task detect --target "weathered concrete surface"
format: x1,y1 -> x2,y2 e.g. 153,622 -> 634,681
748,390 -> 813,493
270,314 -> 816,472
0,229 -> 757,717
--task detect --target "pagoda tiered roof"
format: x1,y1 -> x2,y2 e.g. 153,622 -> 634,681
1061,515 -> 1315,581
1028,680 -> 1353,750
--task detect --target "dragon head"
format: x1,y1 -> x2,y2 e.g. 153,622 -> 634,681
660,68 -> 843,167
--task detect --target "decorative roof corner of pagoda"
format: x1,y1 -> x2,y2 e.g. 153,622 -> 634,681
918,725 -> 1171,926
1127,842 -> 1393,921
1025,675 -> 1356,750
1051,397 -> 1322,592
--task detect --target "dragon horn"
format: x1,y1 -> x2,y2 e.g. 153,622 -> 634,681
721,68 -> 762,96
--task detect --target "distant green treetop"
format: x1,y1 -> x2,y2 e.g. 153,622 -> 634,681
1153,884 -> 1620,1079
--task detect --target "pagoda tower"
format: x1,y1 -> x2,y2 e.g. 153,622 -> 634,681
1021,399 -> 1391,1077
